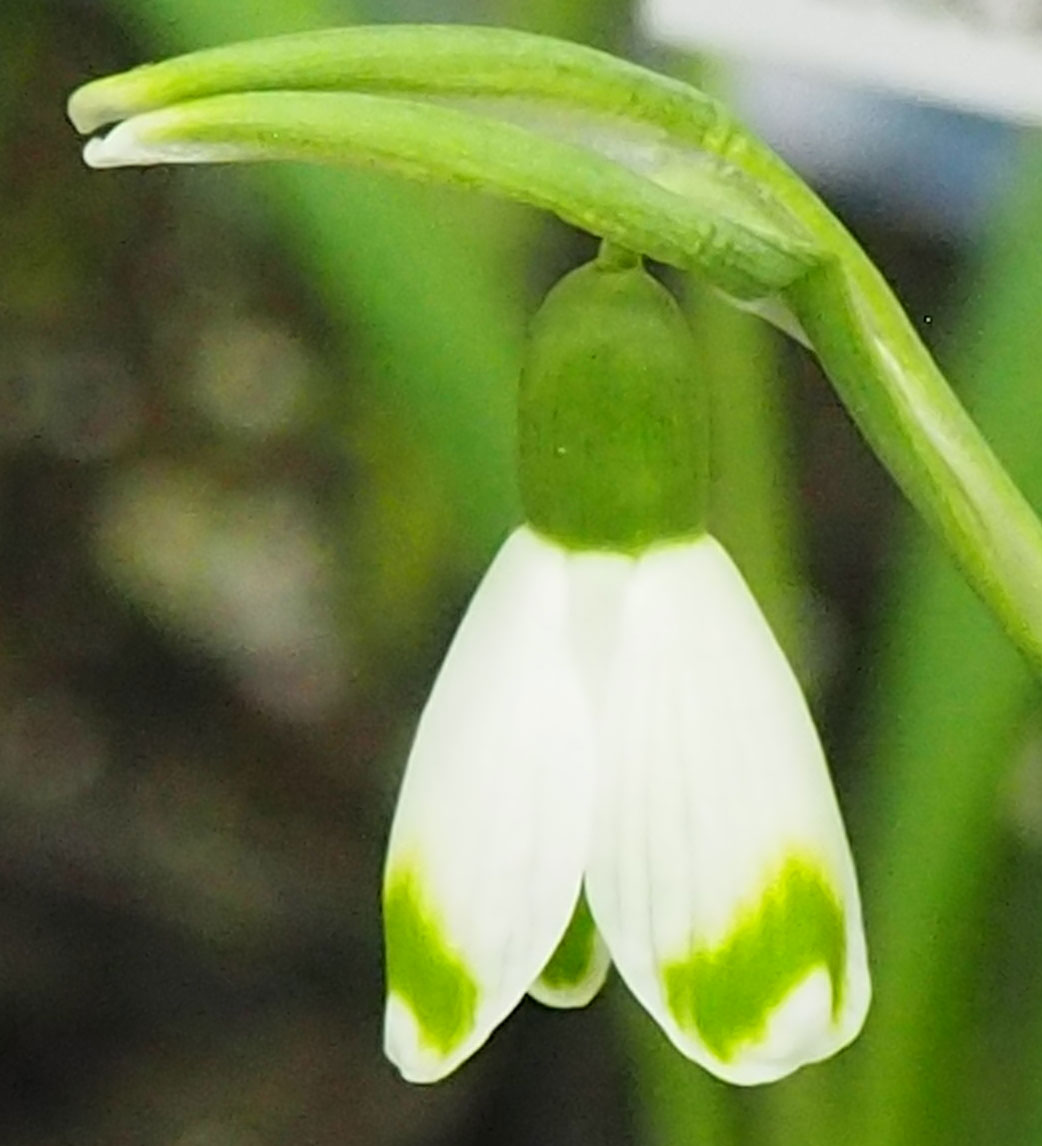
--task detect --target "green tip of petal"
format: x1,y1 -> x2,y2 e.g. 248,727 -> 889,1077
384,865 -> 479,1056
662,855 -> 847,1063
538,891 -> 599,993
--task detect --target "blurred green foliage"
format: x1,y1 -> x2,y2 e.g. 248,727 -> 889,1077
3,2 -> 1042,1144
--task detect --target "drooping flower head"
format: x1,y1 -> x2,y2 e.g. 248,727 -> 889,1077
383,247 -> 869,1085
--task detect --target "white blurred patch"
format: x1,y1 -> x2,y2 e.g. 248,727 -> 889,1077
641,0 -> 1042,124
184,319 -> 310,438
95,463 -> 348,721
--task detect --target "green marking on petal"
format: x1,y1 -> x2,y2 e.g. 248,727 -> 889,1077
384,864 -> 479,1056
538,890 -> 598,991
662,856 -> 846,1063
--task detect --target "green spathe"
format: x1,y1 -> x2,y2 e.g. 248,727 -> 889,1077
384,865 -> 479,1055
518,254 -> 707,553
662,856 -> 846,1062
538,890 -> 598,991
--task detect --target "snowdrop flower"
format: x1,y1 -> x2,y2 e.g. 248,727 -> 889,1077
383,251 -> 870,1086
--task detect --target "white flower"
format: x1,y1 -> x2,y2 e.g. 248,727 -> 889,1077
383,524 -> 870,1086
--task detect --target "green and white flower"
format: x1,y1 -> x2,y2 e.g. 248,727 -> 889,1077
383,253 -> 870,1085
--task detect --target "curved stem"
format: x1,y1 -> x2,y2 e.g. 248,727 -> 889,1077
786,256 -> 1042,676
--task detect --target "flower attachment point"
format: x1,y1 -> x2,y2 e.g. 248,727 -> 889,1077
382,255 -> 869,1086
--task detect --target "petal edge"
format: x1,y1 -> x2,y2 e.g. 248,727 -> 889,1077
383,527 -> 595,1081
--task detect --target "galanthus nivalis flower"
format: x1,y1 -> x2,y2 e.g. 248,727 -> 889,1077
383,252 -> 870,1086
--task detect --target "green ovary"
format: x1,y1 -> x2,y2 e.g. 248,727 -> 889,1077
539,890 -> 598,991
662,857 -> 846,1062
518,255 -> 708,553
384,865 -> 479,1056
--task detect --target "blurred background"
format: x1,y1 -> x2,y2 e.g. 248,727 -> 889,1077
4,1 -> 1042,1143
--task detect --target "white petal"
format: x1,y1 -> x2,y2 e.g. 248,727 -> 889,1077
383,526 -> 595,1083
584,535 -> 869,1085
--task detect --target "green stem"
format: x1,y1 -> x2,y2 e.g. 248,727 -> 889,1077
853,137 -> 1042,1146
784,252 -> 1042,678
